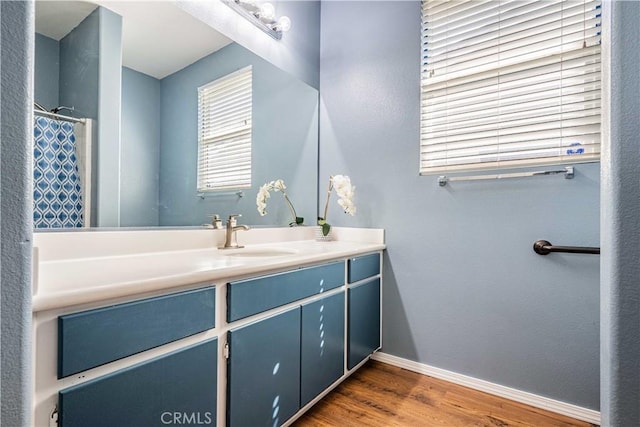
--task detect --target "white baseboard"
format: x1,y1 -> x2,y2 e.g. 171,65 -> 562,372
371,352 -> 600,425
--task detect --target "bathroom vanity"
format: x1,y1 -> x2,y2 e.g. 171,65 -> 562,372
32,227 -> 384,427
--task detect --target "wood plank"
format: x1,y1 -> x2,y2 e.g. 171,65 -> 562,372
294,361 -> 597,427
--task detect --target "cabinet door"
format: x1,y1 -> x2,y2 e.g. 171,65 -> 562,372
59,339 -> 217,427
347,278 -> 381,370
227,307 -> 301,427
301,293 -> 345,406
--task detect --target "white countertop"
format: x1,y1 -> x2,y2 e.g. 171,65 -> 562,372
32,227 -> 385,312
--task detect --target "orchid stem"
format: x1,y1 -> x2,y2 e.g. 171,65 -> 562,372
282,192 -> 297,224
322,177 -> 333,221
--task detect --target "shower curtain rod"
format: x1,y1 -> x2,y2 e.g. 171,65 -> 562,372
34,109 -> 86,124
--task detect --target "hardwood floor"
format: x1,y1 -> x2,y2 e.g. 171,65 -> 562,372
294,361 -> 597,427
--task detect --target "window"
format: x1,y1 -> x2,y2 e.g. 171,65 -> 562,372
197,66 -> 252,191
420,0 -> 602,175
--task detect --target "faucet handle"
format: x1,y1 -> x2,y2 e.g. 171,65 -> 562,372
228,214 -> 242,226
208,214 -> 223,229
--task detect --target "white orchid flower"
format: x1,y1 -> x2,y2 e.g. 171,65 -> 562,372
256,183 -> 273,216
319,174 -> 357,236
256,179 -> 302,225
273,179 -> 286,192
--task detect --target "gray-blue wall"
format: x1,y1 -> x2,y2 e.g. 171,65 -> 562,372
600,2 -> 640,426
159,42 -> 318,227
59,9 -> 100,226
96,7 -> 123,227
59,8 -> 99,121
1,2 -> 34,425
121,67 -> 161,227
58,7 -> 123,227
319,1 -> 600,410
34,33 -> 59,111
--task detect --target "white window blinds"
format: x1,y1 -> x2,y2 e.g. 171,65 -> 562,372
420,0 -> 602,174
197,66 -> 252,191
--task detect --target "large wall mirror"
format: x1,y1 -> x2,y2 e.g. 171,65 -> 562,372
33,0 -> 318,230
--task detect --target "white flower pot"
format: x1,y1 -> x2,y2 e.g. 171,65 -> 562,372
315,226 -> 333,242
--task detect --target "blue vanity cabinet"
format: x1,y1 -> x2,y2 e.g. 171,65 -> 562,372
300,292 -> 345,407
58,338 -> 217,427
227,307 -> 301,427
347,278 -> 381,370
44,254 -> 382,427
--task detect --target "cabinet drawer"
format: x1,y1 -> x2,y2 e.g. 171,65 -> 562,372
59,338 -> 217,427
227,262 -> 344,322
348,253 -> 380,283
58,287 -> 215,378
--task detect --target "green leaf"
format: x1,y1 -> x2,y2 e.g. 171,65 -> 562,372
317,218 -> 326,225
289,217 -> 304,227
322,223 -> 331,236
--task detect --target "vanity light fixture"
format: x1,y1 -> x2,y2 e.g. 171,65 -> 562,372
222,0 -> 291,40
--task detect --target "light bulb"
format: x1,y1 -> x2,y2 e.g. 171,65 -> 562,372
258,2 -> 275,20
275,16 -> 291,32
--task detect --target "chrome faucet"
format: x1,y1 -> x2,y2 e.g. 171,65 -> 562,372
221,214 -> 250,249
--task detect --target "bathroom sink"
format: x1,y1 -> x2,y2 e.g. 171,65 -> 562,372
221,248 -> 298,258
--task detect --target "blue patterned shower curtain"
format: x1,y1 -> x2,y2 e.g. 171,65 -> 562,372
33,116 -> 84,228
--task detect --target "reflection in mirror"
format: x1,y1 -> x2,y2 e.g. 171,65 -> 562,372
33,0 -> 318,230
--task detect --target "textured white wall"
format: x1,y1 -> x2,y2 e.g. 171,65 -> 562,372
0,1 -> 34,425
600,1 -> 640,426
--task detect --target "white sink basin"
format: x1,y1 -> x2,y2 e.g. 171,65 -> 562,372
221,247 -> 298,258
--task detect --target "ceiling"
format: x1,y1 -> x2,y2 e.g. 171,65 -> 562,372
34,0 -> 233,79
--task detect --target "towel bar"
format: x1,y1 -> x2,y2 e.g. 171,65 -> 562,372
533,240 -> 600,255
